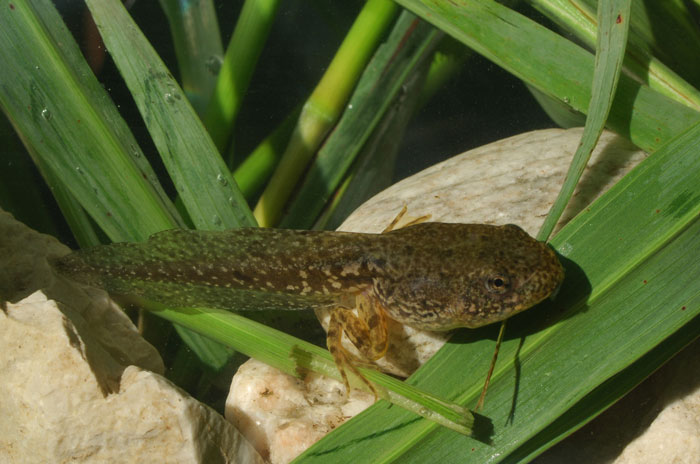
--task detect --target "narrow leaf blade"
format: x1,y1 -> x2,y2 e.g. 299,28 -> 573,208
85,0 -> 256,230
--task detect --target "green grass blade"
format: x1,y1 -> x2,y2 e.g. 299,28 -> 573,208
313,36 -> 470,230
85,0 -> 256,230
279,12 -> 440,229
204,0 -> 281,154
292,118 -> 700,463
316,59 -> 429,231
537,0 -> 631,241
527,0 -> 700,112
175,322 -> 234,370
6,118 -> 102,248
395,0 -> 700,153
0,0 -> 180,242
253,0 -> 399,227
159,0 -> 224,116
526,84 -> 587,128
29,153 -> 102,248
232,105 -> 300,200
143,302 -> 485,438
418,36 -> 472,107
580,0 -> 700,87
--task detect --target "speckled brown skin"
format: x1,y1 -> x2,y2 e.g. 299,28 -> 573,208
53,222 -> 563,394
371,223 -> 564,330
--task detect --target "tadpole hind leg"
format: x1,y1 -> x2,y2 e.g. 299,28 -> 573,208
326,293 -> 391,398
326,310 -> 379,398
335,294 -> 389,362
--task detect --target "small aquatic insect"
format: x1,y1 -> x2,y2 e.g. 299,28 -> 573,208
53,212 -> 564,396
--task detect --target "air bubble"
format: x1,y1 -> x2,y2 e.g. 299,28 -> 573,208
216,173 -> 228,186
205,55 -> 223,75
164,91 -> 181,103
560,242 -> 573,256
41,108 -> 52,120
130,144 -> 141,158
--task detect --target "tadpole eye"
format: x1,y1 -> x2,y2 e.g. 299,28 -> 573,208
485,275 -> 511,294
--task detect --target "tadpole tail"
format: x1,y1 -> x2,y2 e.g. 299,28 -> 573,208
50,251 -> 104,288
48,229 -> 348,312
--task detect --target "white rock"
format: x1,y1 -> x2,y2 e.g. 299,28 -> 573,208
225,359 -> 374,464
227,127 -> 649,462
0,210 -> 263,464
339,127 -> 646,236
535,337 -> 700,464
616,377 -> 700,464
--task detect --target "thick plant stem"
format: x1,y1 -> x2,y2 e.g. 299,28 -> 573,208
204,0 -> 281,153
233,106 -> 300,200
253,0 -> 398,227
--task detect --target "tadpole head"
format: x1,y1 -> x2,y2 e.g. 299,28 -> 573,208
449,225 -> 564,328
